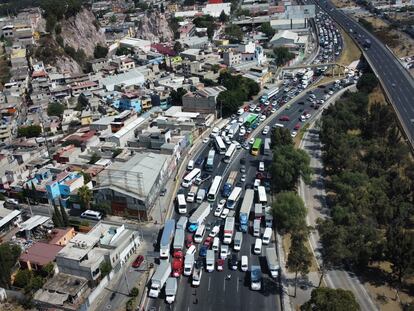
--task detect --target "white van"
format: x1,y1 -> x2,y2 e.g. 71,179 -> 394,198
187,160 -> 194,171
253,219 -> 261,237
186,245 -> 197,255
254,238 -> 262,255
81,210 -> 102,220
254,179 -> 261,190
262,227 -> 272,245
196,189 -> 206,203
237,108 -> 244,115
194,224 -> 206,243
212,237 -> 220,251
259,162 -> 264,172
241,255 -> 248,272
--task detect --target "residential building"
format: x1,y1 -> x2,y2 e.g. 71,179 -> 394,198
0,204 -> 22,235
19,242 -> 63,271
119,37 -> 151,53
182,86 -> 226,114
106,116 -> 146,147
101,68 -> 145,91
269,30 -> 308,49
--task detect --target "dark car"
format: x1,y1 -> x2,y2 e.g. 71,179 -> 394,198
160,188 -> 167,196
279,115 -> 290,121
132,255 -> 144,268
195,156 -> 205,166
203,236 -> 213,248
229,254 -> 238,270
297,101 -> 305,105
110,292 -> 116,300
199,245 -> 208,257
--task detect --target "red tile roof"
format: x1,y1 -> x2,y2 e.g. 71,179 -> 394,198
19,242 -> 63,266
151,43 -> 176,57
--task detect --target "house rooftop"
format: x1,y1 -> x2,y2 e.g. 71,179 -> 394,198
20,242 -> 63,266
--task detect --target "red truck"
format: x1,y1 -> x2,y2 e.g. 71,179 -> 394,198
172,250 -> 184,277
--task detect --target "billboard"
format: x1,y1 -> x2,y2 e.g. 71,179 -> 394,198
285,5 -> 316,19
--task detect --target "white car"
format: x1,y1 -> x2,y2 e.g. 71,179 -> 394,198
203,138 -> 209,143
262,126 -> 270,135
260,115 -> 266,122
239,128 -> 246,136
305,113 -> 311,119
209,225 -> 220,237
240,174 -> 246,182
214,205 -> 224,217
291,131 -> 298,137
255,107 -> 261,113
220,245 -> 229,259
220,208 -> 230,219
271,108 -> 276,113
249,138 -> 255,145
218,199 -> 226,210
249,106 -> 255,112
232,140 -> 241,149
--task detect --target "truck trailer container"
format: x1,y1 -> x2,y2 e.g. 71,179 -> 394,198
223,216 -> 235,244
239,189 -> 254,232
188,202 -> 210,232
222,171 -> 238,198
160,219 -> 176,259
149,261 -> 171,298
206,250 -> 215,272
266,247 -> 280,278
173,228 -> 185,250
165,277 -> 178,304
183,253 -> 195,276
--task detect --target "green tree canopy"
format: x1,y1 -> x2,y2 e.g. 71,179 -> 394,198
225,24 -> 243,42
0,243 -> 22,288
77,185 -> 92,210
170,88 -> 188,106
94,44 -> 108,59
272,192 -> 307,233
219,10 -> 229,23
301,287 -> 360,311
271,127 -> 293,147
356,72 -> 378,94
260,22 -> 275,38
273,46 -> 295,66
18,125 -> 42,138
47,101 -> 65,118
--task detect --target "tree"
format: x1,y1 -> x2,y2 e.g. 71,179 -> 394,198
116,46 -> 132,56
287,233 -> 312,297
356,72 -> 378,94
100,260 -> 112,277
31,182 -> 38,204
41,262 -> 55,278
219,10 -> 228,23
13,269 -> 33,288
60,205 -> 69,227
273,46 -> 295,66
18,125 -> 42,138
47,101 -> 65,118
271,145 -> 312,192
89,152 -> 101,164
94,44 -> 108,59
79,171 -> 91,184
260,22 -> 275,38
225,24 -> 243,42
130,287 -> 139,297
271,127 -> 293,147
301,287 -> 360,311
272,192 -> 307,233
207,25 -> 215,39
45,14 -> 57,32
173,41 -> 183,53
52,205 -> 63,227
77,185 -> 92,210
109,15 -> 117,24
386,221 -> 414,284
0,243 -> 22,288
92,203 -> 111,217
170,88 -> 188,105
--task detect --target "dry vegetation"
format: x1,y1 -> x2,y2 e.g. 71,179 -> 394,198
337,28 -> 361,66
330,0 -> 357,8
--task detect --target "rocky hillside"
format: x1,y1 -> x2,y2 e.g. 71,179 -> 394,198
34,8 -> 105,73
136,11 -> 174,42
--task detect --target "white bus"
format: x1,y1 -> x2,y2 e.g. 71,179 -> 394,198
227,187 -> 242,209
182,168 -> 201,188
257,186 -> 267,204
223,143 -> 237,163
176,194 -> 187,214
214,136 -> 227,155
208,176 -> 223,202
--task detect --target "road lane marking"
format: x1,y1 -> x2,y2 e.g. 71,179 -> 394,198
208,277 -> 211,291
237,277 -> 240,292
223,277 -> 226,291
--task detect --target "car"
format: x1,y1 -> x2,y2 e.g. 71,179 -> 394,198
214,205 -> 224,217
271,108 -> 276,113
195,156 -> 205,166
239,128 -> 246,136
218,199 -> 226,210
249,106 -> 255,112
291,131 -> 298,137
260,115 -> 266,122
249,138 -> 255,145
217,258 -> 225,271
247,127 -> 252,134
285,104 -> 291,110
235,181 -> 242,188
160,188 -> 167,196
258,161 -> 264,172
209,225 -> 220,237
229,254 -> 238,270
204,236 -> 214,247
203,138 -> 209,143
220,208 -> 230,219
255,107 -> 261,112
262,126 -> 270,135
132,255 -> 144,268
186,234 -> 194,248
305,112 -> 311,119
220,245 -> 229,259
240,174 -> 246,182
199,245 -> 208,257
294,123 -> 301,130
242,143 -> 249,150
110,292 -> 117,301
232,140 -> 241,149
279,115 -> 290,121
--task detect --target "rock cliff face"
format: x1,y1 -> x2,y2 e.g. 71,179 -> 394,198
136,12 -> 174,42
59,8 -> 106,57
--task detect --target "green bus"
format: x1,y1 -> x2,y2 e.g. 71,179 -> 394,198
245,114 -> 259,128
251,138 -> 262,156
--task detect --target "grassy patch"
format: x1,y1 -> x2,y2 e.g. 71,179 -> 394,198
337,28 -> 361,67
294,123 -> 310,147
368,86 -> 386,108
330,0 -> 356,8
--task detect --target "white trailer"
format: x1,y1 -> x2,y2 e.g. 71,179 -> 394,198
173,228 -> 185,250
206,250 -> 215,272
188,202 -> 210,232
176,216 -> 188,230
149,261 -> 171,298
233,231 -> 243,251
223,216 -> 235,244
266,247 -> 280,278
160,219 -> 175,259
165,277 -> 178,304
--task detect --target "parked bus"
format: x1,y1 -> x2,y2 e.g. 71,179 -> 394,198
208,176 -> 223,202
227,187 -> 242,209
223,143 -> 237,164
257,186 -> 267,204
176,194 -> 187,214
264,138 -> 271,156
251,138 -> 262,156
245,114 -> 259,128
182,168 -> 201,188
214,136 -> 227,155
205,149 -> 215,172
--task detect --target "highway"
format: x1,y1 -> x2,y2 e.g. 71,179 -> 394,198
312,0 -> 414,147
145,81 -> 343,311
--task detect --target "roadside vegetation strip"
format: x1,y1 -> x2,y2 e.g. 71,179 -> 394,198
337,27 -> 361,67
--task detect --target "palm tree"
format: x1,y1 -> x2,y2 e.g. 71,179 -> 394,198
77,186 -> 92,210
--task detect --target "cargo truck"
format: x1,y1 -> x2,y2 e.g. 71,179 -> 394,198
160,219 -> 176,259
165,277 -> 177,304
233,231 -> 243,251
149,261 -> 171,298
187,186 -> 198,203
227,123 -> 240,139
223,216 -> 235,244
188,202 -> 210,232
183,253 -> 195,276
260,87 -> 279,103
254,203 -> 263,220
250,265 -> 262,291
173,228 -> 184,250
176,216 -> 188,230
264,205 -> 273,228
192,261 -> 203,287
253,219 -> 261,237
265,247 -> 280,278
206,250 -> 215,272
239,189 -> 254,232
222,171 -> 237,198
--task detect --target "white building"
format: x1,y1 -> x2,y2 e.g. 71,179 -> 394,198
119,37 -> 151,53
101,68 -> 145,91
269,30 -> 308,49
202,3 -> 231,17
106,116 -> 146,147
